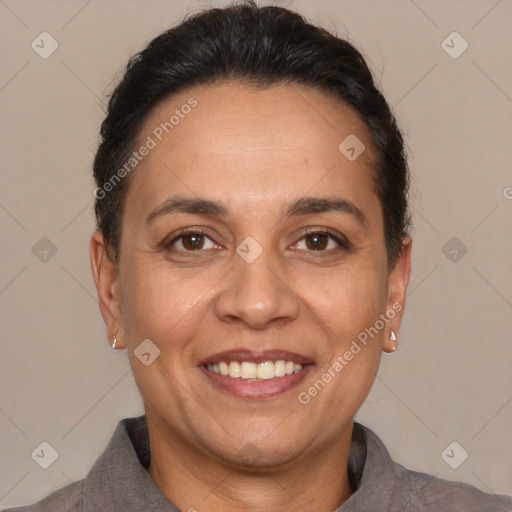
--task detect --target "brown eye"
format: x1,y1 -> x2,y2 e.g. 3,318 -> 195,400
164,229 -> 218,252
295,229 -> 349,252
305,232 -> 329,251
181,233 -> 206,251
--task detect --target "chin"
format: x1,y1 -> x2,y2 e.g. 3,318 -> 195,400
216,441 -> 306,470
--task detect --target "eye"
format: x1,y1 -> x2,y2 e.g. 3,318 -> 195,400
164,229 -> 219,252
294,229 -> 349,252
162,227 -> 349,255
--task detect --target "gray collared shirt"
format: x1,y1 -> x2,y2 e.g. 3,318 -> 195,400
4,415 -> 512,511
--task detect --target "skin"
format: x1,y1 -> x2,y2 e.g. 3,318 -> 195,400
90,81 -> 411,512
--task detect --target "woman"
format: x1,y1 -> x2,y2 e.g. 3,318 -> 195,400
5,1 -> 511,510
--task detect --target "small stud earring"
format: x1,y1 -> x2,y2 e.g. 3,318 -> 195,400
390,331 -> 398,352
111,330 -> 118,350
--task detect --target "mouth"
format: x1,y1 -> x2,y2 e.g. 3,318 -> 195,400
198,349 -> 314,399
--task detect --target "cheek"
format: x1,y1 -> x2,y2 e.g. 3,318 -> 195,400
299,266 -> 386,418
119,259 -> 214,347
300,261 -> 386,404
303,261 -> 387,343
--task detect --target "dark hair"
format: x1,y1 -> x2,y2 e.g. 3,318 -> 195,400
93,0 -> 410,268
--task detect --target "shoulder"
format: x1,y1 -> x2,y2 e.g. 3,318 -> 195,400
2,480 -> 84,512
2,415 -> 150,512
354,423 -> 512,511
395,461 -> 512,511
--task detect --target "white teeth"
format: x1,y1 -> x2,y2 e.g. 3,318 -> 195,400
228,361 -> 241,378
241,361 -> 257,378
207,360 -> 306,379
274,360 -> 286,377
219,361 -> 229,375
257,361 -> 275,380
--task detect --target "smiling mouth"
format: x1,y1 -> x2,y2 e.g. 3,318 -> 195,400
204,360 -> 306,380
198,350 -> 314,398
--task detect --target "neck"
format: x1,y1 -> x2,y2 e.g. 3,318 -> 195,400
147,417 -> 355,512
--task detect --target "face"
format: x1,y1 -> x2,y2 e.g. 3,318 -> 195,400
91,81 -> 410,468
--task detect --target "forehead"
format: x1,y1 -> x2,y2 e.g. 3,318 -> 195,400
126,81 -> 379,218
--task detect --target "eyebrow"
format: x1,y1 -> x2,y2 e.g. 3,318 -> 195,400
145,195 -> 367,227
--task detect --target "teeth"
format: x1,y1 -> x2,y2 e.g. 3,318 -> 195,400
274,360 -> 286,377
228,361 -> 241,378
257,361 -> 274,380
241,362 -> 257,378
207,360 -> 306,379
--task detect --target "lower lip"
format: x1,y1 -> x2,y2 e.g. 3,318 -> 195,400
199,364 -> 314,399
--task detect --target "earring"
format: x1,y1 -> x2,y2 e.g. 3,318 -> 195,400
111,330 -> 118,350
390,331 -> 397,351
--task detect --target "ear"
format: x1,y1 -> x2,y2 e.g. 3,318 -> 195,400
383,236 -> 412,353
90,231 -> 126,349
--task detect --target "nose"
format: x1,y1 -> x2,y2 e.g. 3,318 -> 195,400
214,248 -> 300,329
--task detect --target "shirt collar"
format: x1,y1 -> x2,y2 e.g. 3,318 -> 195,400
338,421 -> 398,510
82,415 -> 398,511
83,415 -> 178,511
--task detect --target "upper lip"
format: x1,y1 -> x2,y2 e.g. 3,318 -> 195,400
198,349 -> 314,366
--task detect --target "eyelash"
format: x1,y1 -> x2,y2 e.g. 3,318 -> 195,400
297,228 -> 350,253
162,227 -> 350,255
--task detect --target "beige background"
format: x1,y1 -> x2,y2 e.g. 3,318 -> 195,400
1,0 -> 511,508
